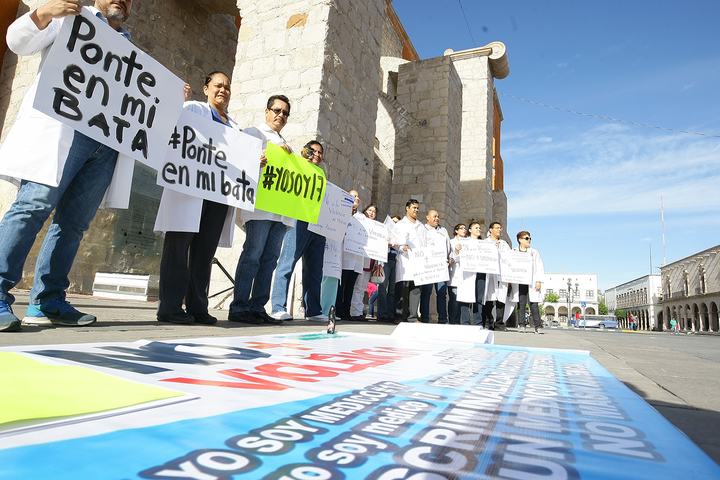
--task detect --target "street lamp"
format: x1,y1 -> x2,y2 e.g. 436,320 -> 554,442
567,278 -> 572,325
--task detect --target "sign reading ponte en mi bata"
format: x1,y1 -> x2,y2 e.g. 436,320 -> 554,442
2,332 -> 718,479
33,9 -> 185,166
157,109 -> 263,210
256,143 -> 327,223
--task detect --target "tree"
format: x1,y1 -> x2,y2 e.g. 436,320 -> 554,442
544,292 -> 559,303
598,302 -> 609,315
615,309 -> 627,320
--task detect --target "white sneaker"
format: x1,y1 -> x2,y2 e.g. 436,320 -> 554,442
271,311 -> 293,321
519,326 -> 525,333
535,326 -> 545,334
307,314 -> 329,322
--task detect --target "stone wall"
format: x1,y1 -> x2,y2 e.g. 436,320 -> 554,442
391,55 -> 462,228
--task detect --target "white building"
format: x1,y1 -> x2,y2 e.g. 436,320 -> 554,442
542,273 -> 599,323
605,275 -> 662,331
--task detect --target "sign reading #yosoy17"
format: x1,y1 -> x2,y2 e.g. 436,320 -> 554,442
255,143 -> 327,223
157,109 -> 262,210
33,9 -> 185,168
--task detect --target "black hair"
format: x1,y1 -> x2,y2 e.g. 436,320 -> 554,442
488,221 -> 502,230
204,71 -> 229,86
405,199 -> 419,208
267,94 -> 291,114
453,223 -> 467,235
304,140 -> 323,152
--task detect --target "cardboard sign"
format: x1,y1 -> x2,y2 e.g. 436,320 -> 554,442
33,9 -> 184,167
499,250 -> 533,284
410,246 -> 450,285
255,143 -> 326,223
459,238 -> 500,274
307,182 -> 355,243
343,215 -> 389,263
322,239 -> 342,279
156,109 -> 262,210
2,332 -> 717,479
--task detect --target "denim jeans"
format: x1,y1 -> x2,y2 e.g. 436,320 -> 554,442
461,273 -> 486,326
271,221 -> 324,316
376,249 -> 396,319
420,281 -> 448,323
448,286 -> 460,324
0,131 -> 117,305
230,219 -> 286,313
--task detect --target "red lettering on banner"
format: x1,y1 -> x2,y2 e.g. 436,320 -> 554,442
245,342 -> 312,351
254,362 -> 343,382
162,368 -> 291,390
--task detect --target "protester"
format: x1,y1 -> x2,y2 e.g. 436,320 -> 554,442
0,0 -> 136,332
367,281 -> 378,317
335,190 -> 362,320
349,204 -> 376,321
420,210 -> 451,323
455,221 -> 486,326
513,231 -> 545,334
229,95 -> 294,325
393,199 -> 427,323
446,223 -> 467,325
376,215 -> 401,322
270,141 -> 327,321
483,222 -> 512,331
154,72 -> 241,325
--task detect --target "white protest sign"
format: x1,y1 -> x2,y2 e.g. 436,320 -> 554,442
307,182 -> 354,242
322,239 -> 342,279
499,250 -> 533,284
383,215 -> 397,242
459,239 -> 500,274
343,215 -> 389,262
410,246 -> 450,286
33,9 -> 184,168
156,109 -> 262,210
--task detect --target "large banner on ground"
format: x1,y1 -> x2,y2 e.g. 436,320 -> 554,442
255,143 -> 327,223
33,9 -> 185,167
157,109 -> 263,210
1,332 -> 718,479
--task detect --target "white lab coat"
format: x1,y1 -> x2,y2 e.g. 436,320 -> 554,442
450,237 -> 489,304
341,212 -> 367,274
393,216 -> 427,283
511,246 -> 545,303
153,101 -> 238,247
0,8 -> 134,209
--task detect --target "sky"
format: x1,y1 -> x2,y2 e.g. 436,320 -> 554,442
392,0 -> 720,291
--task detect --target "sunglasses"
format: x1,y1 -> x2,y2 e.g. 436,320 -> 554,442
269,107 -> 290,117
522,236 -> 531,240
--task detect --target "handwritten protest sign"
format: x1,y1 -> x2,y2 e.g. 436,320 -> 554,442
383,215 -> 397,241
156,109 -> 262,209
459,238 -> 500,274
307,182 -> 354,242
343,215 -> 389,262
410,246 -> 450,285
500,250 -> 533,284
322,239 -> 342,279
2,333 -> 719,479
255,143 -> 326,223
33,9 -> 184,167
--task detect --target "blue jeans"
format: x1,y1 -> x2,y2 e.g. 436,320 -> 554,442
376,249 -> 396,319
448,286 -> 460,324
369,289 -> 378,316
420,281 -> 448,323
271,221 -> 324,316
0,131 -> 117,305
230,219 -> 286,313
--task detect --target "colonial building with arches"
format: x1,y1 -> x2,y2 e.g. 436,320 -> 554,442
661,244 -> 720,333
605,274 -> 662,330
541,273 -> 599,324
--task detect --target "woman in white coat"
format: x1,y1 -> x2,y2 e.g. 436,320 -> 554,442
447,223 -> 466,324
153,72 -> 239,325
454,221 -> 487,326
513,230 -> 545,333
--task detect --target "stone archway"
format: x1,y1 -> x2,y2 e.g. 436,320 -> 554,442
545,306 -> 555,321
711,302 -> 719,332
585,307 -> 596,315
558,306 -> 568,322
692,304 -> 700,331
700,303 -> 709,332
657,310 -> 663,331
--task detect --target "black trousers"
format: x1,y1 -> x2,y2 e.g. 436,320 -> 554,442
483,300 -> 506,328
518,284 -> 542,328
158,201 -> 229,316
335,269 -> 359,318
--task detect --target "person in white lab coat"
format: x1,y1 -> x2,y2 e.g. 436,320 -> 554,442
335,190 -> 362,320
153,72 -> 241,325
0,0 -> 137,332
482,222 -> 512,331
513,231 -> 545,334
454,221 -> 487,326
393,199 -> 427,323
446,223 -> 467,324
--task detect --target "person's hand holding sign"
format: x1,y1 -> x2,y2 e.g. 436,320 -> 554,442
259,149 -> 267,169
31,0 -> 83,30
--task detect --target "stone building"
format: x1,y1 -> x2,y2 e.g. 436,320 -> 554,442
0,0 -> 509,308
605,274 -> 662,331
541,273 -> 599,323
660,244 -> 720,332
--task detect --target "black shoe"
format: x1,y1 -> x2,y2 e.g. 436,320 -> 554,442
157,313 -> 194,324
228,311 -> 263,324
350,315 -> 369,322
377,317 -> 394,322
338,313 -> 352,321
252,310 -> 283,325
191,313 -> 217,325
495,323 -> 508,332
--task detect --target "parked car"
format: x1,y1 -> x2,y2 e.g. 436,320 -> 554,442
573,315 -> 618,329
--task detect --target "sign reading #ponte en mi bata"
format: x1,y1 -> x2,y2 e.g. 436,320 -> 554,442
33,9 -> 184,166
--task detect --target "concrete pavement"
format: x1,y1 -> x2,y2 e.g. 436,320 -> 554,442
2,291 -> 718,465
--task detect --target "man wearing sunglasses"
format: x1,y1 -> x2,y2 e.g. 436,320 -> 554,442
229,95 -> 294,325
514,231 -> 545,334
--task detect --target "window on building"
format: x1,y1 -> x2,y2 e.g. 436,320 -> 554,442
546,289 -> 554,294
586,290 -> 594,298
559,289 -> 567,298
